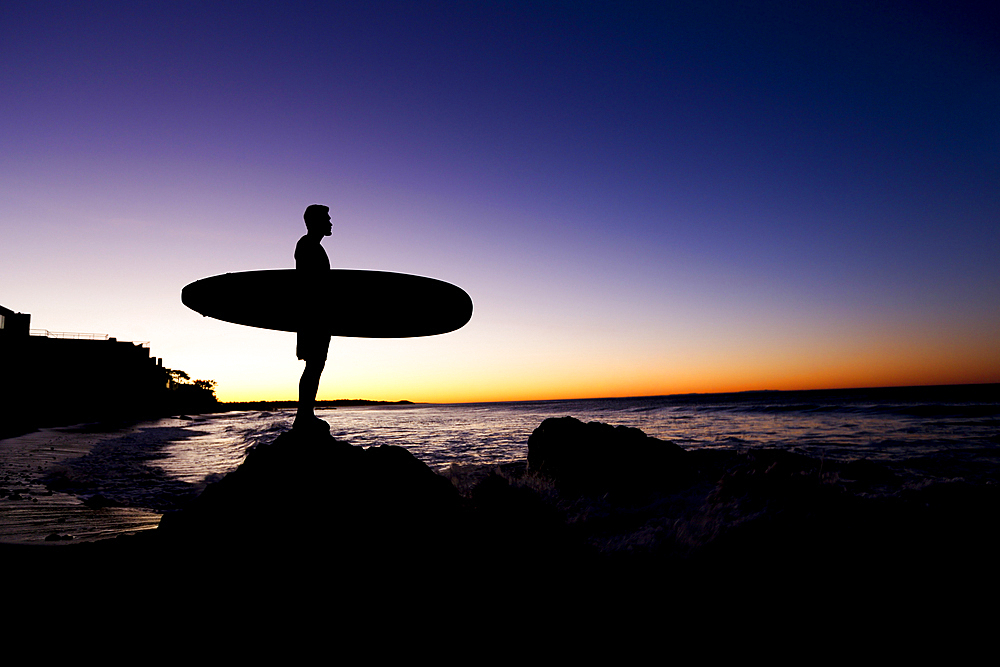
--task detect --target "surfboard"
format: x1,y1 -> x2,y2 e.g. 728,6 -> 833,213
181,269 -> 473,338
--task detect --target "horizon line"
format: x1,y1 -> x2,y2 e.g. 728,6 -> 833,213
219,381 -> 1000,407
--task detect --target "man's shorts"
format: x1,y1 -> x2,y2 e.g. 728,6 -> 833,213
297,330 -> 331,362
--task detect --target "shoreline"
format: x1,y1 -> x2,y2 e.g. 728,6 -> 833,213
0,398 -> 417,441
4,412 -> 999,544
0,420 -> 174,543
3,392 -> 999,556
3,417 -> 998,616
5,381 -> 995,440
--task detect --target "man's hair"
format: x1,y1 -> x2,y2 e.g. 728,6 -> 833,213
303,204 -> 329,226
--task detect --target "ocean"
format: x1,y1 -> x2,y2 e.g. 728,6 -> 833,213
1,384 -> 997,544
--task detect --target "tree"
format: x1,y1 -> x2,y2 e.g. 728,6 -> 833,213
165,369 -> 191,389
193,379 -> 217,399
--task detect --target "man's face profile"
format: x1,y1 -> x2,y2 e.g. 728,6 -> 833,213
318,212 -> 332,236
304,206 -> 332,237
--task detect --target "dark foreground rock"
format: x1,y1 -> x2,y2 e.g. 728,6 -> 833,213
527,415 -> 687,496
155,429 -> 464,559
143,428 -> 582,574
523,417 -> 1000,581
8,416 -> 1000,612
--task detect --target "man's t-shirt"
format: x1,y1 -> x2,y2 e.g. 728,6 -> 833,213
295,234 -> 331,272
295,234 -> 331,361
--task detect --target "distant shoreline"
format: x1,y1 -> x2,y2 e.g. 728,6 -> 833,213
212,382 -> 1000,412
4,382 -> 995,440
218,399 -> 415,411
0,399 -> 415,441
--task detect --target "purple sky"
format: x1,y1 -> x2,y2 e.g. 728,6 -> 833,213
3,1 -> 998,402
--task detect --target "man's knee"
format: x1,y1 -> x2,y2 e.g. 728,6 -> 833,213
302,358 -> 325,379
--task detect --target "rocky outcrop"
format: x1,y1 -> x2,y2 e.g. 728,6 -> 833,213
527,416 -> 687,496
154,428 -> 466,566
22,415 -> 995,604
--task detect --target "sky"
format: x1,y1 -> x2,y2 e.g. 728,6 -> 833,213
2,1 -> 998,403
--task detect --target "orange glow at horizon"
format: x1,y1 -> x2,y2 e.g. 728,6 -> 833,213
210,334 -> 1000,404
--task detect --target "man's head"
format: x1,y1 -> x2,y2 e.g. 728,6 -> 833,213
304,204 -> 332,236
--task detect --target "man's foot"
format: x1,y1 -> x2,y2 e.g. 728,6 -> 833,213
293,415 -> 330,433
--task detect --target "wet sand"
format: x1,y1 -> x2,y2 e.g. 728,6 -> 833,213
0,423 -> 167,543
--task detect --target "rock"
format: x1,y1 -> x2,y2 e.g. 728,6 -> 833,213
468,471 -> 576,560
840,457 -> 897,484
154,427 -> 465,566
44,533 -> 73,541
527,416 -> 687,496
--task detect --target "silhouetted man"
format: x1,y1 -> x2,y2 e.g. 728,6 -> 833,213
295,204 -> 333,430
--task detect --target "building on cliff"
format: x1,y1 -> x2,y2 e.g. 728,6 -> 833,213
1,304 -> 170,434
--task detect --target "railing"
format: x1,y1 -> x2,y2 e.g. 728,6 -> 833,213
29,329 -> 149,347
31,329 -> 108,340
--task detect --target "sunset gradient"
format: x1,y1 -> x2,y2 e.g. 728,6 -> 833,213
3,2 -> 998,403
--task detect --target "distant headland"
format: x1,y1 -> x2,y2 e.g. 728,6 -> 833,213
219,399 -> 414,411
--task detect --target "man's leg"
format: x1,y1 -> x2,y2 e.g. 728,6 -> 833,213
296,357 -> 325,424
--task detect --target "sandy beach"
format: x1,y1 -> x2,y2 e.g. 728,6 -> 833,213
0,420 -> 189,543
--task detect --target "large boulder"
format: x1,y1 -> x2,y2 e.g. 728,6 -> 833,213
155,427 -> 465,565
527,416 -> 687,496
